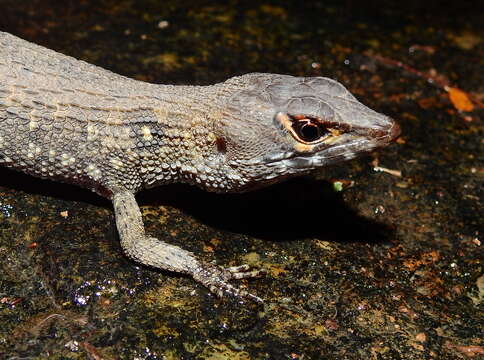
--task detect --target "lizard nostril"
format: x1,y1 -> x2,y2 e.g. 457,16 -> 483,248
389,121 -> 401,140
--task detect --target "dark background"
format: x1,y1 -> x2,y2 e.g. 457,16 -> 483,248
0,1 -> 482,359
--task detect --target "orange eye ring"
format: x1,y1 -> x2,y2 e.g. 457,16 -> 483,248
275,112 -> 348,145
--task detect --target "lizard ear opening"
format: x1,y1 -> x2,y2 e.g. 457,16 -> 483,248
215,136 -> 227,154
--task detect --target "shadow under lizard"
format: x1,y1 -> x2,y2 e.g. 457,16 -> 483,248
0,32 -> 400,302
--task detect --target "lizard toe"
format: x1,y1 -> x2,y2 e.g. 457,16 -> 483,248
194,262 -> 263,302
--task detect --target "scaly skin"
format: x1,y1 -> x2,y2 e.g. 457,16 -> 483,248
0,32 -> 400,301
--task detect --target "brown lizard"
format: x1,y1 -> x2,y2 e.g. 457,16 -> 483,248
0,32 -> 400,301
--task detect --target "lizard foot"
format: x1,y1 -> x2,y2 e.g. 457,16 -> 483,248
192,262 -> 265,302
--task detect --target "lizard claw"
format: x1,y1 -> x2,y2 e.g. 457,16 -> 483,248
192,262 -> 264,303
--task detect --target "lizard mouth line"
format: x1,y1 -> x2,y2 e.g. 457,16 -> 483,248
263,122 -> 400,169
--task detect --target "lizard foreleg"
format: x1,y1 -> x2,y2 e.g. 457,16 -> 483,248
112,190 -> 263,302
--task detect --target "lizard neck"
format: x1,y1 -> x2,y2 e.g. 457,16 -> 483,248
134,83 -> 231,190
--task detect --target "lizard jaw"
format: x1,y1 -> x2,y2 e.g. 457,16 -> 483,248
264,117 -> 400,170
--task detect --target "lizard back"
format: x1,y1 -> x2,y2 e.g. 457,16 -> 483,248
0,32 -> 198,196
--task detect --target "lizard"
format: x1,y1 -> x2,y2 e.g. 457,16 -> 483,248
0,32 -> 400,301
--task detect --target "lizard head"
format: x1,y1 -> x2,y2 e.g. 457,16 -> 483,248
209,73 -> 400,192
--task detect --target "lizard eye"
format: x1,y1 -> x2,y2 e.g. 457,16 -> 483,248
293,119 -> 327,143
275,112 -> 347,146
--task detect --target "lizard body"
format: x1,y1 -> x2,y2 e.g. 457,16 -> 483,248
0,32 -> 400,300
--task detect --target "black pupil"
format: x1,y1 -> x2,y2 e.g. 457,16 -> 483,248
298,121 -> 321,142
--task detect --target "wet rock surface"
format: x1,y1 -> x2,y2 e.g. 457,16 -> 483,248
0,1 -> 482,359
